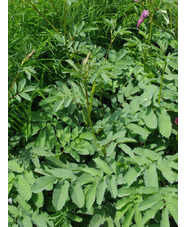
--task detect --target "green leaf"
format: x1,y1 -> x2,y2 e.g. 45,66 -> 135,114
19,92 -> 31,101
107,175 -> 118,198
157,161 -> 177,184
66,59 -> 79,71
40,96 -> 60,106
79,132 -> 94,140
96,178 -> 107,205
8,160 -> 24,173
141,108 -> 157,129
142,201 -> 164,225
160,208 -> 170,227
54,34 -> 65,44
70,183 -> 85,208
158,108 -> 172,138
32,192 -> 44,208
12,82 -> 17,95
81,167 -> 103,177
164,195 -> 178,224
53,99 -> 64,112
83,26 -> 99,32
24,170 -> 35,185
138,187 -> 159,195
15,195 -> 31,213
31,176 -> 56,193
16,175 -> 32,201
105,216 -> 114,227
76,173 -> 95,185
23,66 -> 36,80
106,142 -> 117,157
89,214 -> 105,227
8,205 -> 20,218
118,144 -> 134,158
134,204 -> 144,227
31,112 -> 52,122
118,187 -> 136,197
124,166 -> 142,186
138,194 -> 162,211
86,182 -> 97,211
47,168 -> 76,180
18,79 -> 26,92
122,208 -> 135,227
115,202 -> 133,223
52,180 -> 69,211
22,216 -> 32,227
32,214 -> 47,227
144,164 -> 159,188
116,195 -> 135,210
93,157 -> 112,175
126,123 -> 149,140
22,85 -> 35,92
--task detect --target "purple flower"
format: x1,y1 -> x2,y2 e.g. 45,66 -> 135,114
175,118 -> 178,125
141,10 -> 149,18
134,0 -> 138,2
137,10 -> 149,28
137,18 -> 144,28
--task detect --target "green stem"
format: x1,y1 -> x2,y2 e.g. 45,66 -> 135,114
158,60 -> 167,104
24,0 -> 62,36
148,13 -> 154,45
84,80 -> 97,141
63,1 -> 71,60
75,100 -> 88,125
63,1 -> 80,67
49,0 -> 64,27
89,75 -> 99,115
105,34 -> 118,60
99,85 -> 104,116
8,71 -> 20,99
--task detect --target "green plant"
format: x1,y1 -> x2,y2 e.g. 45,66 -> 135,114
8,0 -> 178,226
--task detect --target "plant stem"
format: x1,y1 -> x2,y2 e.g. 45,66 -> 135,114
89,75 -> 99,115
148,13 -> 154,45
158,60 -> 167,104
84,80 -> 97,141
24,0 -> 62,36
8,71 -> 20,99
99,85 -> 104,116
63,1 -> 68,45
63,1 -> 71,60
49,0 -> 64,27
105,34 -> 118,60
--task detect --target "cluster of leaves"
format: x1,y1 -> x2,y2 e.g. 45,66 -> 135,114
8,0 -> 178,226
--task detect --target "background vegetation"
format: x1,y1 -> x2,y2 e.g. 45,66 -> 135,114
8,0 -> 178,226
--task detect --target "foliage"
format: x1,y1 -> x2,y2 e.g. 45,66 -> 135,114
8,0 -> 178,226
